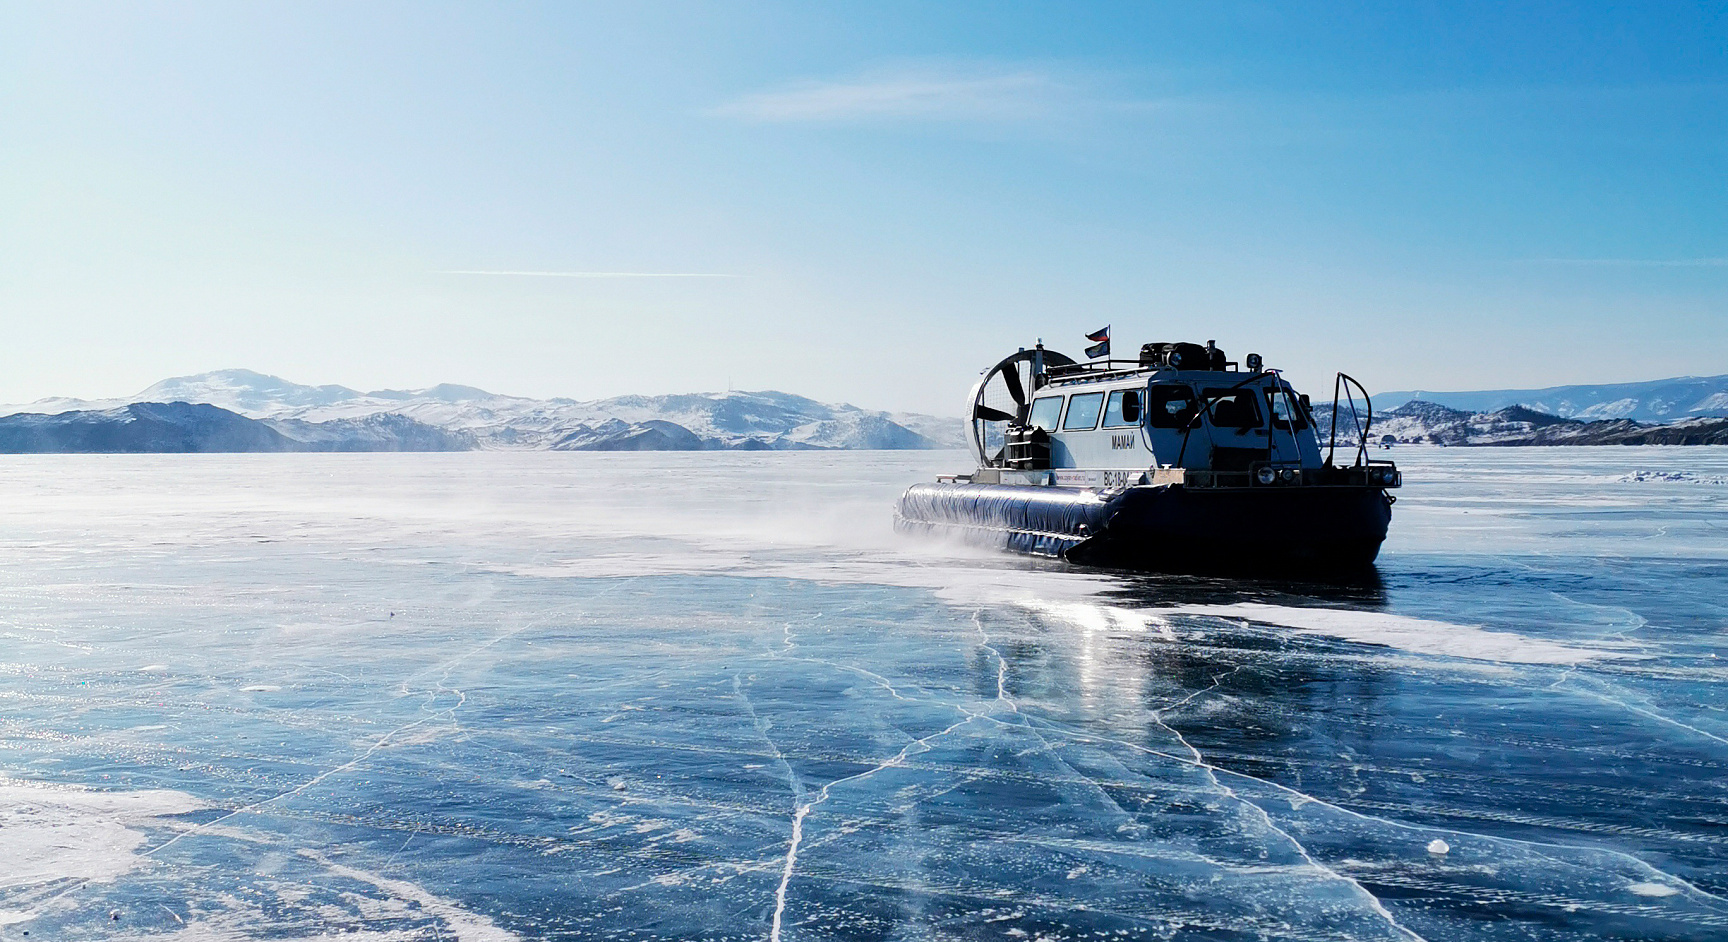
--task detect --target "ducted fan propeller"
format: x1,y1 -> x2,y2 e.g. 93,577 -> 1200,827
966,348 -> 1076,467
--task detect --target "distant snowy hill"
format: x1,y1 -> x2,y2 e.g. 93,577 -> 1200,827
0,402 -> 298,453
264,413 -> 474,452
1371,375 -> 1728,423
139,369 -> 366,413
0,370 -> 965,452
1322,400 -> 1728,447
0,402 -> 470,453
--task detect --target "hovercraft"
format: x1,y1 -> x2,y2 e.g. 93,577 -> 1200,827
894,337 -> 1400,571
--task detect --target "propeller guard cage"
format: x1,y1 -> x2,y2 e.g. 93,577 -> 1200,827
967,348 -> 1076,467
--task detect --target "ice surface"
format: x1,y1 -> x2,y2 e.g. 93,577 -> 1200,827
1618,470 -> 1728,485
0,445 -> 1726,940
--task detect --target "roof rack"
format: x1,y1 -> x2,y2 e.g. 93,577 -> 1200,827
1045,358 -> 1241,381
1045,359 -> 1147,378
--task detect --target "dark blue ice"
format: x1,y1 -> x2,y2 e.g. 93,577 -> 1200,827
0,448 -> 1724,940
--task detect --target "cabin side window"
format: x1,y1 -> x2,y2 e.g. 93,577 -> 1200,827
1146,385 -> 1198,428
1062,392 -> 1105,430
1204,388 -> 1263,429
1102,389 -> 1142,428
1266,389 -> 1308,430
1026,396 -> 1063,431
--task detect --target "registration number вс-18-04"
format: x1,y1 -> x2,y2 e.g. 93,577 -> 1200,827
1100,469 -> 1144,489
1053,469 -> 1148,489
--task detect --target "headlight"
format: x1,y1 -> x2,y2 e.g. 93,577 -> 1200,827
1256,467 -> 1276,485
1280,469 -> 1297,483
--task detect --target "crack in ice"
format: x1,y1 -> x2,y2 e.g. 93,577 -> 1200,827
974,608 -> 1152,825
770,711 -> 979,942
134,602 -> 604,865
1552,675 -> 1728,747
1144,667 -> 1429,942
1041,717 -> 1728,907
969,609 -> 1017,713
751,609 -> 1010,940
731,672 -> 806,942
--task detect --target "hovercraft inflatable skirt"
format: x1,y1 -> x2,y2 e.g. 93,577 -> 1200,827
894,482 -> 1113,559
895,481 -> 1392,572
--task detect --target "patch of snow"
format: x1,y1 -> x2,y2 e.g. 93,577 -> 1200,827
1687,391 -> 1728,414
1575,398 -> 1642,420
1158,603 -> 1630,665
0,779 -> 205,905
1626,882 -> 1680,897
301,850 -> 522,941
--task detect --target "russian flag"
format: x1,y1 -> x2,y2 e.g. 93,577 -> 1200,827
1085,325 -> 1110,359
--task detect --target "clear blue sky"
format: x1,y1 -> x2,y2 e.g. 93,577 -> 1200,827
3,1 -> 1724,413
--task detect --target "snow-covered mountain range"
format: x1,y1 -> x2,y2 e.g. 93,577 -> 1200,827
1371,375 -> 1728,423
0,402 -> 473,454
0,370 -> 965,452
10,369 -> 1723,454
1321,400 -> 1728,447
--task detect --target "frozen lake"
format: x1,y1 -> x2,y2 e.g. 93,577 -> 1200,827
1,446 -> 1726,941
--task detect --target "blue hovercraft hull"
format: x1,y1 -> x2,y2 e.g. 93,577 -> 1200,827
895,481 -> 1392,572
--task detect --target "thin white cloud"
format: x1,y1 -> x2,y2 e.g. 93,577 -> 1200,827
1527,258 -> 1728,267
712,67 -> 1072,123
436,270 -> 740,278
